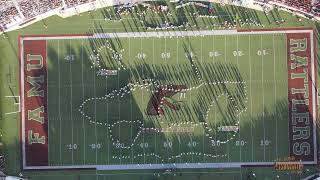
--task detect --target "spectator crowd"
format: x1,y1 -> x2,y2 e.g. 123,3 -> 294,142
255,0 -> 319,18
0,0 -> 93,30
0,0 -> 319,31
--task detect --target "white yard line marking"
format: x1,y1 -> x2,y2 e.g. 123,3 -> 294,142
94,47 -> 98,165
23,30 -> 314,41
106,51 -> 110,165
237,35 -> 241,162
249,35 -> 253,161
272,34 -> 278,158
58,40 -> 62,165
130,37 -> 133,165
177,37 -> 181,164
81,40 -> 86,165
69,40 -> 74,165
261,35 -> 266,161
310,31 -> 317,163
202,34 -> 205,162
225,35 -> 230,162
141,37 -> 146,164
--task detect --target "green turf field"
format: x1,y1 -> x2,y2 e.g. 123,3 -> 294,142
43,32 -> 289,167
1,1 -> 320,179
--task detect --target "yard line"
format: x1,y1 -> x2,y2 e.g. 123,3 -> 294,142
94,44 -> 98,165
69,40 -> 74,165
154,129 -> 157,164
165,36 -> 167,60
202,34 -> 204,163
176,37 -> 178,65
225,35 -> 230,162
177,37 -> 181,164
237,35 -> 241,162
153,37 -> 157,164
188,36 -> 194,163
249,35 -> 254,161
141,37 -> 145,164
272,34 -> 278,158
261,35 -> 266,161
81,40 -> 86,165
153,38 -> 155,65
58,40 -> 62,165
130,37 -> 134,165
214,99 -> 217,161
106,52 -> 109,165
117,52 -> 121,165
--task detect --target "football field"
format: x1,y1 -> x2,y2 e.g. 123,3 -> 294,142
19,28 -> 317,170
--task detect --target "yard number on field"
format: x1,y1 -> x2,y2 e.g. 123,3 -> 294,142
164,141 -> 173,148
65,54 -> 75,61
209,51 -> 221,57
236,140 -> 245,146
66,144 -> 77,150
89,143 -> 102,149
185,52 -> 194,58
260,139 -> 271,146
113,142 -> 125,149
188,141 -> 198,147
161,52 -> 171,59
233,51 -> 244,57
140,142 -> 149,148
211,140 -> 221,147
136,53 -> 146,59
257,49 -> 269,56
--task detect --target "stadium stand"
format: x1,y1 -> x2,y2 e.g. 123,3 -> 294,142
0,0 -> 319,33
0,5 -> 19,30
254,0 -> 318,18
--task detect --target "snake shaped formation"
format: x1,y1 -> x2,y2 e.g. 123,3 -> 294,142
78,40 -> 248,162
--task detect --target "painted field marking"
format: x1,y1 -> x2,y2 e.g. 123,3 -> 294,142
261,35 -> 266,161
249,35 -> 254,161
81,40 -> 86,165
58,40 -> 62,165
4,96 -> 20,115
69,39 -> 74,165
272,34 -> 278,158
237,34 -> 241,162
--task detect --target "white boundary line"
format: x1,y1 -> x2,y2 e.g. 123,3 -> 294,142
310,30 -> 317,163
21,30 -> 313,41
23,161 -> 316,170
20,37 -> 26,169
20,29 -> 318,170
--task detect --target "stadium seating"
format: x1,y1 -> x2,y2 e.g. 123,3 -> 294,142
0,0 -> 319,31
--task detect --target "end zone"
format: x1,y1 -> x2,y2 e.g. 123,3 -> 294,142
286,31 -> 317,162
19,39 -> 49,167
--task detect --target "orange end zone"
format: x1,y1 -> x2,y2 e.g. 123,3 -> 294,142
20,39 -> 48,166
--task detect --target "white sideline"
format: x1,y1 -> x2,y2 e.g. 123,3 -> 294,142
22,29 -> 312,41
23,161 -> 316,170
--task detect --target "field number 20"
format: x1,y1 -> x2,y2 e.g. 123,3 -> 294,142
233,51 -> 244,57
